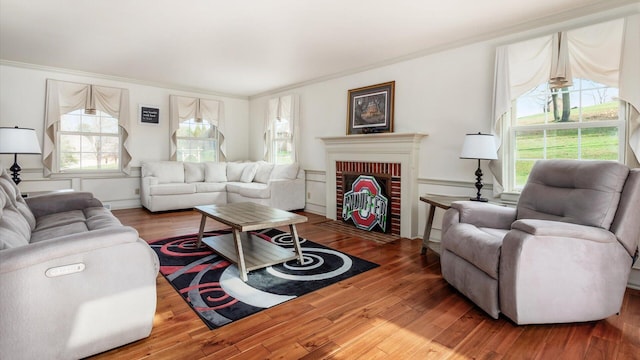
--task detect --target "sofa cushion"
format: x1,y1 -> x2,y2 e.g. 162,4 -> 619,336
271,163 -> 299,180
30,222 -> 89,243
85,207 -> 122,230
226,182 -> 270,199
204,162 -> 228,182
34,209 -> 85,232
226,162 -> 248,182
184,162 -> 205,183
0,204 -> 31,249
195,182 -> 227,193
240,163 -> 259,183
149,183 -> 196,196
142,161 -> 185,183
254,161 -> 274,184
0,171 -> 36,230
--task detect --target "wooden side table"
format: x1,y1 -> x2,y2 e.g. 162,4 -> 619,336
420,194 -> 470,256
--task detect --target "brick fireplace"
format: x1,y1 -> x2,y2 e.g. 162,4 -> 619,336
320,133 -> 427,238
336,161 -> 401,235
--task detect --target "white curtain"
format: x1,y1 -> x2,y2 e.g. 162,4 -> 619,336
263,94 -> 299,162
489,16 -> 639,194
169,95 -> 226,161
43,79 -> 132,176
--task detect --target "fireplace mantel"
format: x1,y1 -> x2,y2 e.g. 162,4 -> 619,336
320,132 -> 427,238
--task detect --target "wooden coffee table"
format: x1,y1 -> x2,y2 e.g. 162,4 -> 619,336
194,202 -> 307,281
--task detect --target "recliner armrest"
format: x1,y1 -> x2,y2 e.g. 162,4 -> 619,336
511,219 -> 616,243
26,192 -> 103,218
450,201 -> 516,230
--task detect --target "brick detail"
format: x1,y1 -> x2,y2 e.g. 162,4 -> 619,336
336,161 -> 401,236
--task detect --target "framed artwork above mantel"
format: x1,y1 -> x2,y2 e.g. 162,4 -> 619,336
347,81 -> 395,135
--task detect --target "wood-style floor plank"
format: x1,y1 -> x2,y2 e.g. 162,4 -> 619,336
87,208 -> 640,359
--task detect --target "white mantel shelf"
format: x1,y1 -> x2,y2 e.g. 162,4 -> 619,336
320,132 -> 428,239
319,132 -> 428,145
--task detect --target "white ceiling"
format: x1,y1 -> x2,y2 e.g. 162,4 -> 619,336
0,0 -> 636,97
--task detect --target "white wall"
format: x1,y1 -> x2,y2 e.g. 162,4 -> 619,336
0,63 -> 249,208
248,4 -> 639,237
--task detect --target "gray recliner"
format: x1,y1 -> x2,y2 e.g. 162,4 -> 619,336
440,160 -> 640,324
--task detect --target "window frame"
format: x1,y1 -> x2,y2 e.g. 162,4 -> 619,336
504,79 -> 625,192
56,109 -> 123,174
175,117 -> 221,163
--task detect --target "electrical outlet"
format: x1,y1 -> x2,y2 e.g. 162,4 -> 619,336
307,192 -> 311,199
135,188 -> 140,195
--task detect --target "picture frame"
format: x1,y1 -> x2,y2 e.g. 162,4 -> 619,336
347,81 -> 394,135
139,104 -> 160,126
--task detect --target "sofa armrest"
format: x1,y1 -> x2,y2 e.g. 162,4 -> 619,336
0,226 -> 142,274
449,201 -> 516,230
26,192 -> 103,218
268,176 -> 305,211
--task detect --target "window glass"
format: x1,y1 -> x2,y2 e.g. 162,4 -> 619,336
58,109 -> 121,172
509,79 -> 621,189
176,118 -> 219,162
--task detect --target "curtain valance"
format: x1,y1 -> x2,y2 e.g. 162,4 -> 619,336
43,79 -> 132,176
169,95 -> 226,161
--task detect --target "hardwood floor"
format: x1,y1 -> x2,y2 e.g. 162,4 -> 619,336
92,208 -> 640,359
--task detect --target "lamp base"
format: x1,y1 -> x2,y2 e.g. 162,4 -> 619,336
470,197 -> 489,202
9,154 -> 22,185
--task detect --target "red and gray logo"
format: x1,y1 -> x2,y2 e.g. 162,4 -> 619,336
342,175 -> 388,232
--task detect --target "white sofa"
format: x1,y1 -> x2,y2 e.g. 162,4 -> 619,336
140,161 -> 305,212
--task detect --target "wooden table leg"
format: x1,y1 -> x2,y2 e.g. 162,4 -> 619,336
421,204 -> 436,255
289,224 -> 304,263
232,228 -> 248,281
196,214 -> 207,248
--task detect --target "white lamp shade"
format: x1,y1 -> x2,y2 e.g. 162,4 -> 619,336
0,127 -> 42,154
460,133 -> 497,160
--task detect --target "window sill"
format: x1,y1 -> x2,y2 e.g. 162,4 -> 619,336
50,171 -> 128,179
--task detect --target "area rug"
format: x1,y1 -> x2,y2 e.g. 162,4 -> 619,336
148,228 -> 379,330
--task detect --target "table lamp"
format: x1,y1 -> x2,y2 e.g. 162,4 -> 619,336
460,132 -> 497,202
0,126 -> 42,185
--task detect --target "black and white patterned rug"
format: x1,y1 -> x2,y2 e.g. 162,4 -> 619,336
148,228 -> 379,329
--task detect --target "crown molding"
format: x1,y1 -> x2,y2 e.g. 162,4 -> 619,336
0,60 -> 249,100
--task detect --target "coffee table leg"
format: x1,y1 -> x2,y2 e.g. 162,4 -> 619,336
196,214 -> 207,248
232,229 -> 249,281
289,224 -> 304,263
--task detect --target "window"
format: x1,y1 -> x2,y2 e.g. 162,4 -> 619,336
266,94 -> 298,164
508,79 -> 623,189
58,109 -> 122,172
169,95 -> 226,162
175,118 -> 220,162
43,80 -> 132,176
491,17 -> 640,195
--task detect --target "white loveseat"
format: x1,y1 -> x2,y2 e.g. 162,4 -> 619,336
140,161 -> 305,212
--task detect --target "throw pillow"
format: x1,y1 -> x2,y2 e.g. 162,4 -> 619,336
240,163 -> 259,183
184,162 -> 205,183
226,162 -> 247,182
254,161 -> 274,184
204,162 -> 228,182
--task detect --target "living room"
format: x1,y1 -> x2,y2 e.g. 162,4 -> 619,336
1,0 -> 640,359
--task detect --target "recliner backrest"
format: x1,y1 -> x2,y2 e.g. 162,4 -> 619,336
610,168 -> 640,257
517,160 -> 629,229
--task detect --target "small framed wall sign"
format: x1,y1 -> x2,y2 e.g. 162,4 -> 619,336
139,104 -> 160,125
347,81 -> 395,135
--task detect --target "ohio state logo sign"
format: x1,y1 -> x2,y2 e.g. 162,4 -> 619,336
342,175 -> 388,232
